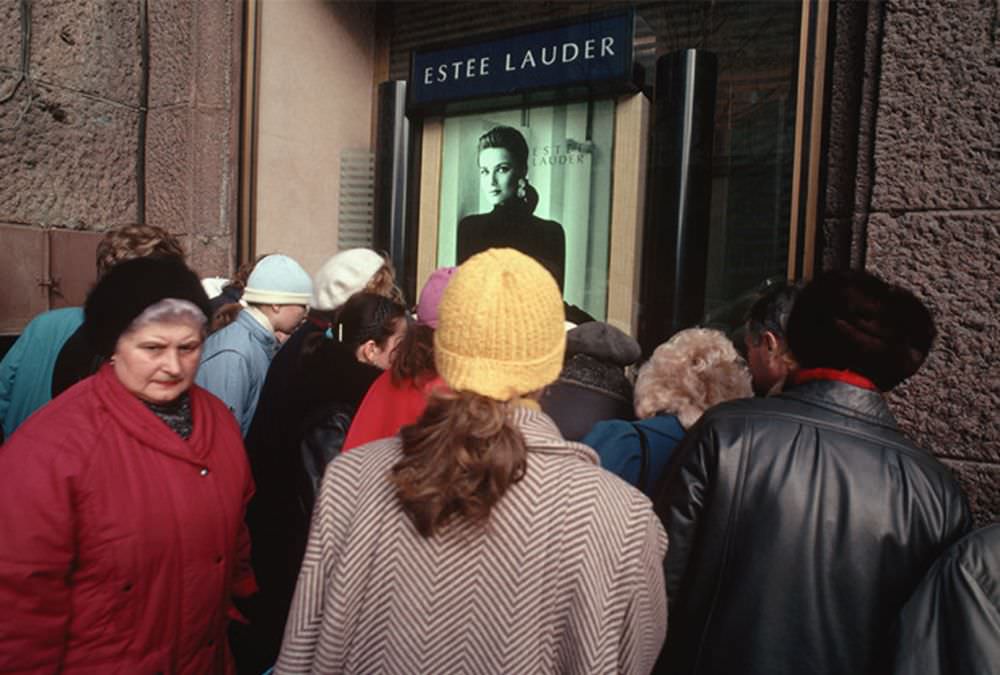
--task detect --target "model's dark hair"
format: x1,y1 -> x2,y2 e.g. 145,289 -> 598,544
391,390 -> 528,537
390,322 -> 436,386
478,125 -> 529,174
746,281 -> 803,345
786,270 -> 936,391
301,292 -> 405,361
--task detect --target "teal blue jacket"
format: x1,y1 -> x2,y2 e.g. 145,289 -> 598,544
582,414 -> 686,497
0,307 -> 84,439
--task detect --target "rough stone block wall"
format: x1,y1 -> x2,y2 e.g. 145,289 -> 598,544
865,0 -> 999,524
0,0 -> 141,229
0,0 -> 239,306
145,0 -> 241,277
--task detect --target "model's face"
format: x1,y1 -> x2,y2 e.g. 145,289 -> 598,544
479,147 -> 520,206
113,320 -> 204,404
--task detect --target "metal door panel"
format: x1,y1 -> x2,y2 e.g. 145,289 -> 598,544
0,225 -> 48,334
48,229 -> 101,309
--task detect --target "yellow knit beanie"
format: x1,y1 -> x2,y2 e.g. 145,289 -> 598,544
434,248 -> 566,401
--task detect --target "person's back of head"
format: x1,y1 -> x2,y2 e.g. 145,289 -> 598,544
636,327 -> 753,429
392,248 -> 565,537
390,266 -> 457,386
310,248 -> 404,315
96,225 -> 185,278
785,270 -> 935,392
542,321 -> 641,440
301,292 -> 407,367
744,281 -> 803,396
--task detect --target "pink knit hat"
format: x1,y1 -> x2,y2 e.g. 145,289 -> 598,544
415,266 -> 456,328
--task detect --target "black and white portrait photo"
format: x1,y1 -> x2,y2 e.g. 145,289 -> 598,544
437,101 -> 616,319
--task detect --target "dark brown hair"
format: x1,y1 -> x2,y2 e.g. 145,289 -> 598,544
390,322 -> 436,386
391,390 -> 528,537
301,291 -> 406,362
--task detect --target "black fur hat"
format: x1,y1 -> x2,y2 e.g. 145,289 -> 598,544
84,256 -> 211,357
786,270 -> 936,391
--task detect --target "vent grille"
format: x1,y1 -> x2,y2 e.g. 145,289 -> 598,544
338,150 -> 375,250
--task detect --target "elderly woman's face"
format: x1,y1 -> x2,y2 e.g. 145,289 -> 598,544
113,320 -> 203,404
479,147 -> 520,206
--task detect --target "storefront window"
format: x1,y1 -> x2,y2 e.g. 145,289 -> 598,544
436,100 -> 616,319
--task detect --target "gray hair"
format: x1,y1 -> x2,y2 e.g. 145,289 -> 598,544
125,298 -> 207,336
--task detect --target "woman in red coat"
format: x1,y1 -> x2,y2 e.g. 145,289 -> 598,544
0,257 -> 256,674
342,266 -> 456,452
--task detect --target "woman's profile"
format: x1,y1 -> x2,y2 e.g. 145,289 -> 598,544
456,125 -> 566,290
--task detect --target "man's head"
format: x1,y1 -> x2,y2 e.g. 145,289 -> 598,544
786,270 -> 935,392
744,281 -> 802,396
96,225 -> 185,278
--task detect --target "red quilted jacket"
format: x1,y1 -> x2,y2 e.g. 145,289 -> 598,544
0,365 -> 256,674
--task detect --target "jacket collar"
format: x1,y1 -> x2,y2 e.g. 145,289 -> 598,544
509,404 -> 599,466
236,308 -> 279,355
94,364 -> 220,465
780,379 -> 898,429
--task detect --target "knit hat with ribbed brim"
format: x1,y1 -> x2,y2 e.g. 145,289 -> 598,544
242,254 -> 313,305
434,248 -> 566,401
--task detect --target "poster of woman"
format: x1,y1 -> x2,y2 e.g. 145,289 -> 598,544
456,126 -> 566,290
437,100 -> 615,320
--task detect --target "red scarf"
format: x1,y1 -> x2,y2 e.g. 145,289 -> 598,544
791,368 -> 879,391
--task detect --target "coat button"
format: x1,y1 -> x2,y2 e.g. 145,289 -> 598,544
215,555 -> 223,564
199,467 -> 209,476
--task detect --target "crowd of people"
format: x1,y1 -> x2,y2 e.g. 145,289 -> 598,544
0,225 -> 995,674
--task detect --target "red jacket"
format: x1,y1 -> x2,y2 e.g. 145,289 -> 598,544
0,365 -> 256,674
342,372 -> 446,451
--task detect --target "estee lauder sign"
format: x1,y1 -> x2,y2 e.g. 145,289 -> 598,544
408,11 -> 638,113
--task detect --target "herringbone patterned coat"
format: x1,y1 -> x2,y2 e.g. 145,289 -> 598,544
276,406 -> 668,674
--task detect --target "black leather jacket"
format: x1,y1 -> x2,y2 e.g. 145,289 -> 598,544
654,380 -> 971,675
892,524 -> 1000,675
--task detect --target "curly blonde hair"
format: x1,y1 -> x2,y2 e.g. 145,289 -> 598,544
634,328 -> 752,428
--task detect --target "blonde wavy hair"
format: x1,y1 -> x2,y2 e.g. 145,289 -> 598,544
634,327 -> 752,428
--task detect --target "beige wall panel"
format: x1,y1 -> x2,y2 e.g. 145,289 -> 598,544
255,0 -> 376,276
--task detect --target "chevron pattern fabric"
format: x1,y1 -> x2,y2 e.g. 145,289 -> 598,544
275,406 -> 668,674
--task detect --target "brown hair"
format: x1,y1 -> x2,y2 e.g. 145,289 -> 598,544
300,292 -> 406,362
391,390 -> 528,537
365,257 -> 406,306
96,225 -> 185,277
390,322 -> 436,386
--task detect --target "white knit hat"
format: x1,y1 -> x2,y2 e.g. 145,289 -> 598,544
310,248 -> 385,311
242,254 -> 313,305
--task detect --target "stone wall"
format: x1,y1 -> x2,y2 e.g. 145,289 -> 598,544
0,0 -> 240,294
826,0 -> 999,523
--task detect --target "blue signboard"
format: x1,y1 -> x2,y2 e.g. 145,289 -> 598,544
408,11 -> 638,114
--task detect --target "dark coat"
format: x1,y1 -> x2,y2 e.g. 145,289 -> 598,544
654,379 -> 971,675
891,524 -> 1000,675
235,328 -> 380,674
457,202 -> 565,290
